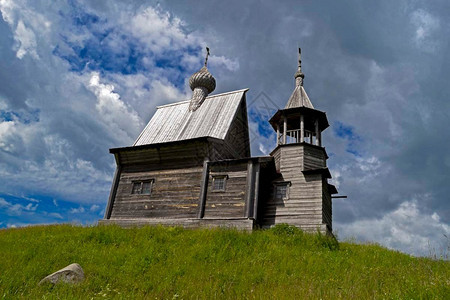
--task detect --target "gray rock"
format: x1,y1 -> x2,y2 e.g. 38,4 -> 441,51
39,263 -> 84,285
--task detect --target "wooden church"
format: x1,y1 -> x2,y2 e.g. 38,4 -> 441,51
101,48 -> 338,234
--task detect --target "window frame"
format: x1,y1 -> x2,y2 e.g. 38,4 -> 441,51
274,181 -> 291,200
131,179 -> 154,195
212,175 -> 228,192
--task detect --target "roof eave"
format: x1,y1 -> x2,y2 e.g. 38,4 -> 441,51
110,136 -> 223,154
269,107 -> 329,131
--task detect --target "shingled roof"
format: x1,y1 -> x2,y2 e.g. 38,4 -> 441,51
133,89 -> 248,146
284,85 -> 314,109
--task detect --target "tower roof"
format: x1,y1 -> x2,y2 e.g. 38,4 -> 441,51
284,85 -> 314,109
284,48 -> 314,109
269,48 -> 329,132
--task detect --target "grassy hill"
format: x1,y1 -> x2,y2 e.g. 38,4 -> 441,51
0,224 -> 448,299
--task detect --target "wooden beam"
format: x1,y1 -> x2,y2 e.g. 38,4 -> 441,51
300,114 -> 304,143
283,115 -> 287,145
245,160 -> 255,218
252,162 -> 260,221
315,119 -> 320,146
276,123 -> 280,146
197,159 -> 210,218
318,131 -> 322,147
104,153 -> 121,219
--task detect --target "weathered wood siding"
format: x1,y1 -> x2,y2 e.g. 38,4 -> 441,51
108,135 -> 252,221
263,144 -> 329,233
272,147 -> 281,171
303,144 -> 327,170
118,140 -> 210,166
110,164 -> 203,219
271,143 -> 326,172
100,218 -> 255,231
109,141 -> 212,220
204,162 -> 248,218
221,95 -> 251,159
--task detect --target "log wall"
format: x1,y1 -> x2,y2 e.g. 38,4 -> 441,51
110,164 -> 203,219
221,95 -> 251,159
263,144 -> 330,233
204,162 -> 248,218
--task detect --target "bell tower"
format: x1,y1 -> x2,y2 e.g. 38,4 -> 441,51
263,48 -> 337,234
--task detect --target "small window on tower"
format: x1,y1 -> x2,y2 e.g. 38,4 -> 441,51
212,175 -> 227,192
131,180 -> 154,195
274,182 -> 291,200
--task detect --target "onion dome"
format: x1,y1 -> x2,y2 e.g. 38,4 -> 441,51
188,47 -> 216,112
189,66 -> 216,93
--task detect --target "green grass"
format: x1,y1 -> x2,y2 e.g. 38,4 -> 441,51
0,224 -> 448,299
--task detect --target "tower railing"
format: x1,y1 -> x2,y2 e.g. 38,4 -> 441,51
279,129 -> 316,145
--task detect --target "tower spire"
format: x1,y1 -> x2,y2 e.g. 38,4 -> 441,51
294,47 -> 305,86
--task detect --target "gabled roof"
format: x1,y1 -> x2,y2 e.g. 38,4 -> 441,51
134,89 -> 248,146
285,85 -> 314,109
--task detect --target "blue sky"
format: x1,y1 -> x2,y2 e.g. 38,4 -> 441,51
0,0 -> 449,257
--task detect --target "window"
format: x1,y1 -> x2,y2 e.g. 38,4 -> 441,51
212,175 -> 227,192
131,180 -> 154,195
274,182 -> 291,200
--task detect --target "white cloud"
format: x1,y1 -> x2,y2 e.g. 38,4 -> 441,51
209,55 -> 240,72
48,212 -> 63,219
410,9 -> 440,52
123,6 -> 195,54
0,0 -> 50,59
0,197 -> 38,216
90,204 -> 100,212
0,121 -> 16,152
0,0 -> 16,25
88,72 -> 143,141
337,199 -> 450,257
14,19 -> 38,59
70,206 -> 85,214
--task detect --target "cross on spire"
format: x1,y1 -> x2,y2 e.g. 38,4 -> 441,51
298,47 -> 302,71
204,47 -> 210,67
295,47 -> 305,86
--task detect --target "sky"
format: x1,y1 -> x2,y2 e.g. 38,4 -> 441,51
0,0 -> 449,257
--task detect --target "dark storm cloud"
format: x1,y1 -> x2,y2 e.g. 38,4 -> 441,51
156,0 -> 450,253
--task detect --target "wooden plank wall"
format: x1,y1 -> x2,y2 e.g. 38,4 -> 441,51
272,147 -> 281,172
272,143 -> 326,172
204,162 -> 248,218
109,141 -> 212,220
303,144 -> 326,170
221,96 -> 251,160
111,164 -> 203,219
262,144 -> 328,233
118,141 -> 210,166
